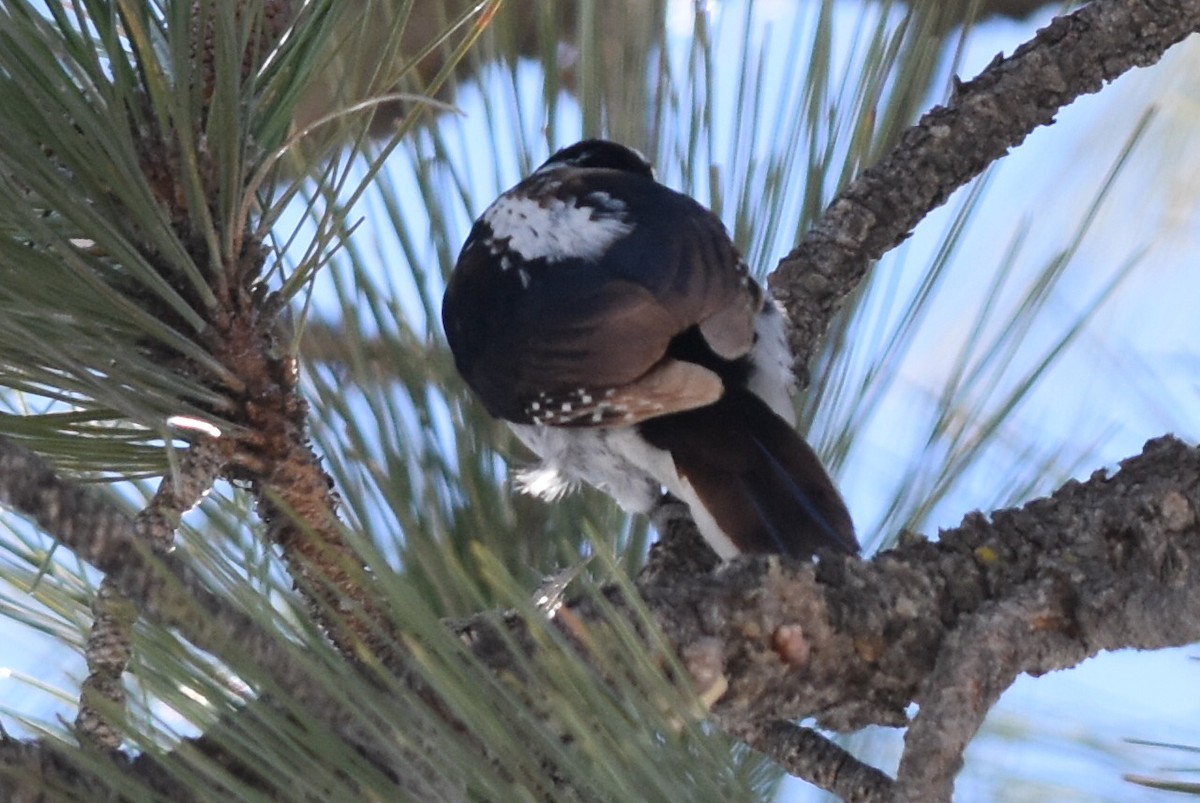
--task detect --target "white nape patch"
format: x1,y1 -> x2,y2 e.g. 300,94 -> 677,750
746,295 -> 798,426
508,422 -> 743,560
483,193 -> 633,263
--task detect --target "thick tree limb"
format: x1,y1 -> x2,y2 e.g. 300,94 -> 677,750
452,437 -> 1200,800
639,437 -> 1200,801
771,0 -> 1200,376
749,0 -> 1200,789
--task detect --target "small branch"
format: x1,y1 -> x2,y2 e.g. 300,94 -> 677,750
75,441 -> 223,751
894,577 -> 1082,802
75,580 -> 139,752
734,720 -> 895,802
772,0 -> 1200,376
137,442 -> 225,553
0,438 -> 445,796
0,436 -> 348,721
253,433 -> 405,671
213,289 -> 404,669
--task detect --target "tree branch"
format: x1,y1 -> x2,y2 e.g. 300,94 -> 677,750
771,0 -> 1200,377
642,437 -> 1199,799
0,436 -> 466,800
732,720 -> 896,802
77,441 -> 222,751
449,436 -> 1199,799
0,436 -> 348,722
894,576 -> 1081,800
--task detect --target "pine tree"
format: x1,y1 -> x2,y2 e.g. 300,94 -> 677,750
0,1 -> 1196,801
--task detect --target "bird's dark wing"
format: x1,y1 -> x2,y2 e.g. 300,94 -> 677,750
442,171 -> 759,426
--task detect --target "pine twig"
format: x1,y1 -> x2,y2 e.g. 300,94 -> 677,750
76,442 -> 223,751
734,720 -> 895,802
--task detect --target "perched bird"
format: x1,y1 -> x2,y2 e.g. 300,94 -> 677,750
442,140 -> 857,560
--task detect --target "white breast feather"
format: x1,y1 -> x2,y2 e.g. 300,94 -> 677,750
507,423 -> 742,559
509,423 -> 663,513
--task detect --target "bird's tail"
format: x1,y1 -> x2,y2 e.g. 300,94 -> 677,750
640,388 -> 857,559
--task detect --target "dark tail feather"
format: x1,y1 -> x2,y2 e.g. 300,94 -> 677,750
640,389 -> 857,558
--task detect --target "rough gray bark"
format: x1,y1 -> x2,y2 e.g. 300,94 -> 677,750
644,437 -> 1200,801
450,437 -> 1200,802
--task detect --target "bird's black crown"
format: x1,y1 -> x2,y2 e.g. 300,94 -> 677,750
536,139 -> 654,178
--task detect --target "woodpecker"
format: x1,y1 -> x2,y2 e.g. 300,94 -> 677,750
442,140 -> 857,560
